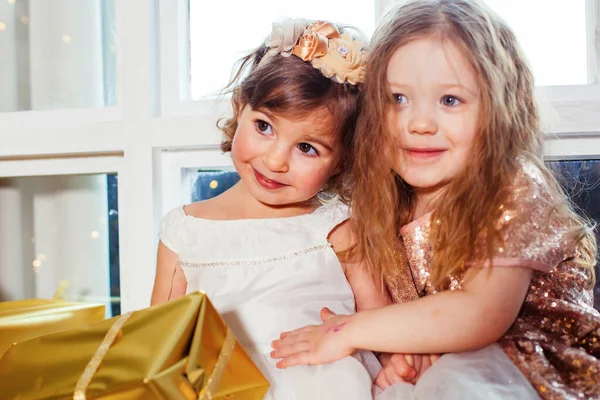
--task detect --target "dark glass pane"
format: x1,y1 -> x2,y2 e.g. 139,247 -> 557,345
191,170 -> 240,202
547,160 -> 600,311
107,174 -> 120,316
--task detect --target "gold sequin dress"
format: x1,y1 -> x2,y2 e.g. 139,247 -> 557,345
387,162 -> 600,400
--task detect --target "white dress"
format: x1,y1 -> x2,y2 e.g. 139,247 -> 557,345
374,344 -> 540,399
159,202 -> 379,400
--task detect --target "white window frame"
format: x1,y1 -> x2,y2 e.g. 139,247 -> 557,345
587,0 -> 599,84
0,0 -> 598,314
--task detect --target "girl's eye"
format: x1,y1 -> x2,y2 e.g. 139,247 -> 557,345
297,143 -> 318,156
441,95 -> 462,107
392,93 -> 408,104
255,120 -> 273,135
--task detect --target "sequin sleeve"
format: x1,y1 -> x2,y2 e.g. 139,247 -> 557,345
482,161 -> 576,273
390,213 -> 432,299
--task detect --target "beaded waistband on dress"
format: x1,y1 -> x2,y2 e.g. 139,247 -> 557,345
178,243 -> 332,268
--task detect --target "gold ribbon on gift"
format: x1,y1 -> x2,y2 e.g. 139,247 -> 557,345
199,327 -> 237,400
292,21 -> 340,61
73,313 -> 132,400
72,313 -> 237,400
53,280 -> 70,300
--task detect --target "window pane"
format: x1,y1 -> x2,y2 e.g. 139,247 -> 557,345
484,0 -> 588,86
107,174 -> 120,316
380,0 -> 588,86
546,160 -> 600,311
0,0 -> 116,112
189,0 -> 375,100
0,174 -> 120,317
186,168 -> 240,202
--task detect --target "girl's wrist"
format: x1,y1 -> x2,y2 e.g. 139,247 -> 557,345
338,313 -> 360,351
344,309 -> 376,351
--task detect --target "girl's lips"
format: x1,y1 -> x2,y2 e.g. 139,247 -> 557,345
253,169 -> 286,189
404,148 -> 446,160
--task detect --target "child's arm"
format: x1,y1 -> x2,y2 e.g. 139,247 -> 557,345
344,255 -> 392,311
150,241 -> 188,306
328,220 -> 392,311
345,261 -> 393,311
271,264 -> 532,367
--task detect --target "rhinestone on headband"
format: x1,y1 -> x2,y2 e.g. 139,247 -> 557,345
337,46 -> 349,57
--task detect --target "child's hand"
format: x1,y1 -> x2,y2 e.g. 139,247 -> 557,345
375,353 -> 440,389
270,308 -> 355,368
376,353 -> 417,387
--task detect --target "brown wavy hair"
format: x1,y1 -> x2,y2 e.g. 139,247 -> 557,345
217,24 -> 366,199
351,0 -> 597,288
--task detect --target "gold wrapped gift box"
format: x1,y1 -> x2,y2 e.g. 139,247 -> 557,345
0,291 -> 269,399
0,298 -> 106,358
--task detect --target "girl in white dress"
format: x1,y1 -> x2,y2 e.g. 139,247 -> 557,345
151,19 -> 389,399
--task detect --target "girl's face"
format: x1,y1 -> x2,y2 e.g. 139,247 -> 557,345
231,105 -> 341,207
386,37 -> 481,197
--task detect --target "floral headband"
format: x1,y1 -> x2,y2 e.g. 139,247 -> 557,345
264,19 -> 366,85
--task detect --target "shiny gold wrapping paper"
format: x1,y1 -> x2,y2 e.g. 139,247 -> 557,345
0,292 -> 269,400
0,298 -> 106,358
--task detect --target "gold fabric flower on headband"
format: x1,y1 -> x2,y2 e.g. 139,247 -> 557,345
292,21 -> 340,61
265,19 -> 366,85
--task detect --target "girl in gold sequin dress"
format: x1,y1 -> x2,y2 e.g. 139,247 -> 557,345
270,1 -> 600,399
